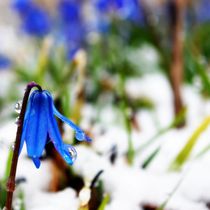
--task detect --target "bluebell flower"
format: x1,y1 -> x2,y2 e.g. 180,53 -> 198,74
20,89 -> 91,168
196,0 -> 210,23
59,0 -> 81,23
96,0 -> 112,12
0,54 -> 11,69
12,0 -> 51,37
95,0 -> 144,22
58,0 -> 85,59
12,0 -> 33,15
22,7 -> 51,37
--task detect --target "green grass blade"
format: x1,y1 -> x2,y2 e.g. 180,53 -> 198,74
157,176 -> 184,210
141,146 -> 161,169
3,148 -> 13,182
169,116 -> 210,171
97,194 -> 110,210
194,143 -> 210,159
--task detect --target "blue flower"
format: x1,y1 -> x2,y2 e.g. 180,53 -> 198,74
21,7 -> 51,37
20,89 -> 91,168
95,0 -> 143,22
59,0 -> 80,23
196,0 -> 210,23
58,0 -> 85,59
12,0 -> 33,15
96,0 -> 112,12
12,0 -> 51,37
0,54 -> 11,69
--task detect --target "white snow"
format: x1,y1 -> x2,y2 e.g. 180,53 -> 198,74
1,57 -> 210,209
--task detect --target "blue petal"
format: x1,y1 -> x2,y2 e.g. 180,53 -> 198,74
47,93 -> 91,142
44,91 -> 63,150
45,91 -> 76,164
53,105 -> 91,142
20,90 -> 37,154
24,90 -> 48,163
32,157 -> 41,168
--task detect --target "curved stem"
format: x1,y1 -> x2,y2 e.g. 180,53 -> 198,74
5,82 -> 42,210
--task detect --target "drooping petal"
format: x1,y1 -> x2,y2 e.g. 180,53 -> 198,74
20,90 -> 37,154
54,105 -> 91,142
45,92 -> 63,149
24,90 -> 48,163
45,91 -> 77,165
47,92 -> 91,142
32,157 -> 41,168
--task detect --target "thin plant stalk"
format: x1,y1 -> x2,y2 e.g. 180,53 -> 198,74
157,175 -> 184,210
169,0 -> 186,127
5,82 -> 42,210
118,74 -> 135,164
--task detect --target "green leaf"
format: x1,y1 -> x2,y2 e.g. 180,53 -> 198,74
141,146 -> 161,169
169,116 -> 210,171
15,66 -> 36,82
3,148 -> 13,182
97,194 -> 110,210
0,183 -> 7,208
0,147 -> 13,207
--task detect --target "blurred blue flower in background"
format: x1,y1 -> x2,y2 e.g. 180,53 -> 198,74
13,0 -> 32,14
12,0 -> 51,37
21,7 -> 51,37
20,89 -> 91,168
95,0 -> 144,22
196,0 -> 210,23
0,54 -> 11,69
12,0 -> 87,58
11,0 -> 145,59
59,0 -> 80,23
58,0 -> 85,58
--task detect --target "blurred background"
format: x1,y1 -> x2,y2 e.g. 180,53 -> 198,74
1,0 -> 210,210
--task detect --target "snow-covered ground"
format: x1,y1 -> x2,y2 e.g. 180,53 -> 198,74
1,72 -> 210,210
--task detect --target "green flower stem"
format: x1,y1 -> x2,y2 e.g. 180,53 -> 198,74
5,82 -> 42,210
118,74 -> 135,165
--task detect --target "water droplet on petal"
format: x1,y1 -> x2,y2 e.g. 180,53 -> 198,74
14,101 -> 22,113
67,145 -> 77,163
75,131 -> 85,141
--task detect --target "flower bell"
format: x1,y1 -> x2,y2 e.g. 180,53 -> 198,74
20,89 -> 91,168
